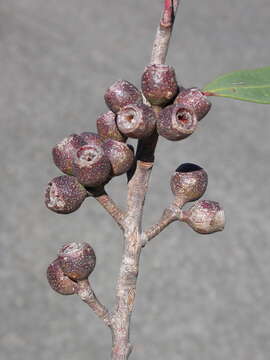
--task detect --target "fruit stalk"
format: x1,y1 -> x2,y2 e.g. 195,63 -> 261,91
77,279 -> 111,326
91,187 -> 126,230
142,203 -> 183,245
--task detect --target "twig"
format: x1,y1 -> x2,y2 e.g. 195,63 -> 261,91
91,187 -> 126,230
141,204 -> 184,245
110,2 -> 180,358
77,279 -> 111,327
151,0 -> 181,64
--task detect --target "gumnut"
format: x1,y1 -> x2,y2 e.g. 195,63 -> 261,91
72,144 -> 111,187
103,139 -> 134,176
141,64 -> 179,106
80,132 -> 104,147
104,80 -> 143,113
117,103 -> 156,139
96,111 -> 127,142
58,242 -> 96,281
52,134 -> 86,175
183,200 -> 225,234
45,175 -> 88,214
170,163 -> 208,203
157,104 -> 197,141
174,87 -> 211,121
47,259 -> 78,295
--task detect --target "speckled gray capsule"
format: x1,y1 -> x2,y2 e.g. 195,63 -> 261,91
104,80 -> 143,113
141,64 -> 178,106
157,104 -> 197,141
117,103 -> 156,139
72,144 -> 111,187
45,175 -> 88,214
174,88 -> 211,121
52,134 -> 86,175
58,242 -> 96,281
170,163 -> 208,203
103,139 -> 134,176
47,259 -> 77,295
80,131 -> 104,147
96,111 -> 127,142
183,200 -> 225,234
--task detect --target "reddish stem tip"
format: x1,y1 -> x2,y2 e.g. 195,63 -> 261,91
162,0 -> 174,27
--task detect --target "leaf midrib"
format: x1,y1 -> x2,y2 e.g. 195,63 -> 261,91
204,84 -> 270,92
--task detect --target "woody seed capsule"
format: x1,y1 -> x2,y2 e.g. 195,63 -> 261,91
45,175 -> 88,214
141,64 -> 179,106
96,111 -> 127,142
80,132 -> 104,147
157,104 -> 197,141
52,134 -> 86,175
170,163 -> 208,203
47,259 -> 77,295
104,80 -> 143,113
103,139 -> 134,176
174,88 -> 211,121
72,144 -> 111,187
183,200 -> 225,234
117,103 -> 156,139
58,242 -> 96,281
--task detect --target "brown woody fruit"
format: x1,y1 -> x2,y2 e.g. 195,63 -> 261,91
103,139 -> 134,176
58,242 -> 96,281
174,88 -> 211,121
170,163 -> 208,204
141,64 -> 178,106
80,132 -> 104,147
96,111 -> 127,142
117,104 -> 156,139
183,200 -> 225,234
47,259 -> 77,295
72,144 -> 111,187
157,104 -> 197,141
45,175 -> 88,214
104,80 -> 143,113
52,134 -> 86,175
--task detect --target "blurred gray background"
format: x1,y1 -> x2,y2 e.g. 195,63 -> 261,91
1,0 -> 270,359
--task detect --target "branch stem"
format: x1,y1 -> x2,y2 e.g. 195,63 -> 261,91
151,0 -> 181,64
111,161 -> 154,360
110,1 -> 181,359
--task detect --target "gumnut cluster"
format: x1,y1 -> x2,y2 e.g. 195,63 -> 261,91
170,163 -> 225,234
44,63 -> 212,215
47,242 -> 96,295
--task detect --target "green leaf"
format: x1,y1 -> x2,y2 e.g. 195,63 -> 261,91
203,66 -> 270,104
